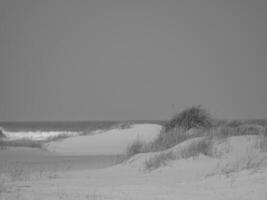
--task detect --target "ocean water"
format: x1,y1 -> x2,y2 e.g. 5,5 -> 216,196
0,121 -> 122,141
0,120 -> 162,141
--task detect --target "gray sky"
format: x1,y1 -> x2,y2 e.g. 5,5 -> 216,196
0,0 -> 267,121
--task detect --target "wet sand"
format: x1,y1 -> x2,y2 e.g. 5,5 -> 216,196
0,147 -> 122,179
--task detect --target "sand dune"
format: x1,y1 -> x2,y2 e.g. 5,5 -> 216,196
45,124 -> 162,155
1,124 -> 267,200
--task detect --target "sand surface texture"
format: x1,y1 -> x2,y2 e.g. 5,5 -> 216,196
1,124 -> 267,200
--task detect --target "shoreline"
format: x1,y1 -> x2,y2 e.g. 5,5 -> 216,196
0,122 -> 267,199
0,147 -> 122,178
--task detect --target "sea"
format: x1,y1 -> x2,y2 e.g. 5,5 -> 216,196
0,120 -> 162,141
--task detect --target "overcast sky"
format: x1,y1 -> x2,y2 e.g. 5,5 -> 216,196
0,0 -> 267,121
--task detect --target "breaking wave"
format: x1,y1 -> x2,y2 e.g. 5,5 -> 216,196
0,127 -> 82,141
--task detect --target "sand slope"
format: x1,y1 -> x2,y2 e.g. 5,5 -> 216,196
1,126 -> 267,200
45,124 -> 162,155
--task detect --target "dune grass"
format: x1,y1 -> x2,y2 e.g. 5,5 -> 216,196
0,129 -> 4,138
126,139 -> 147,158
150,106 -> 213,151
145,151 -> 175,170
206,123 -> 266,139
147,128 -> 188,152
164,105 -> 213,132
215,119 -> 267,128
264,124 -> 267,137
145,137 -> 213,170
127,106 -> 214,156
126,105 -> 267,167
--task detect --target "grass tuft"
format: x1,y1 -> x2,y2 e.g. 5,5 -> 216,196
264,124 -> 267,137
127,106 -> 213,155
126,105 -> 267,162
148,128 -> 188,152
164,105 -> 213,132
125,105 -> 267,172
145,137 -> 213,170
179,138 -> 213,158
126,139 -> 146,158
207,124 -> 265,139
145,152 -> 175,170
0,129 -> 4,138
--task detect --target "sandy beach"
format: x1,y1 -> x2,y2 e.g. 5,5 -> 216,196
1,123 -> 267,200
0,124 -> 161,178
0,147 -> 121,176
1,0 -> 267,198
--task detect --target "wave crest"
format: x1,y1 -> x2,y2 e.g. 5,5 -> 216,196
0,127 -> 81,141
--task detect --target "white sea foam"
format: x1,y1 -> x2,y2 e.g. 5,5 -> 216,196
0,127 -> 81,141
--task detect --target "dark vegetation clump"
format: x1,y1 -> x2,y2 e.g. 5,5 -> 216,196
147,128 -> 188,152
126,105 -> 267,171
0,129 -> 5,138
164,105 -> 213,132
215,120 -> 243,128
208,123 -> 266,138
148,106 -> 213,151
264,124 -> 267,137
126,140 -> 146,157
145,138 -> 213,170
145,152 -> 175,170
215,119 -> 267,128
127,106 -> 214,155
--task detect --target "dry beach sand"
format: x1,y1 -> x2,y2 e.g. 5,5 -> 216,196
1,124 -> 267,200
